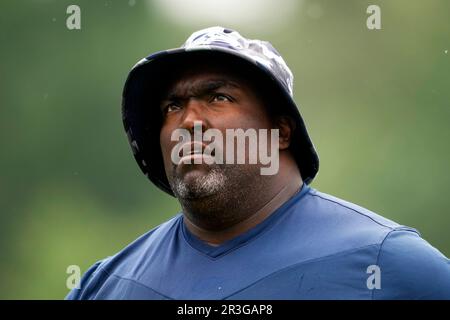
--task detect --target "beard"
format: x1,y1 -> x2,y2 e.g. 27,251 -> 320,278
167,161 -> 268,230
168,164 -> 228,200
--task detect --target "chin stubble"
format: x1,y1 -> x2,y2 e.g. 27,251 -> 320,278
170,167 -> 228,199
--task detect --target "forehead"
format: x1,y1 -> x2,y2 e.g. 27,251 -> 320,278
163,64 -> 251,95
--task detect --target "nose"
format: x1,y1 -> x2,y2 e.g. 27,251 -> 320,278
179,99 -> 208,134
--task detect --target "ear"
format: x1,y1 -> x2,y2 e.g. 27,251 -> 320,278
275,116 -> 296,150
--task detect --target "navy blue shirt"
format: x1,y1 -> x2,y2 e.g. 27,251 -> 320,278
66,184 -> 450,299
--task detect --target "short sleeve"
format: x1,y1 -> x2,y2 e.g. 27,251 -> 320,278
373,229 -> 450,300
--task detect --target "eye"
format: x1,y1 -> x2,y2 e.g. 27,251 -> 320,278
211,94 -> 232,103
163,102 -> 182,114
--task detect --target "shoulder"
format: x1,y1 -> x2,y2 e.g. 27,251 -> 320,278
373,229 -> 450,299
65,214 -> 182,300
65,258 -> 110,300
305,188 -> 401,230
297,188 -> 450,299
291,187 -> 411,255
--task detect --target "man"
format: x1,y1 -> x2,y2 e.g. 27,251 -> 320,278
67,27 -> 450,300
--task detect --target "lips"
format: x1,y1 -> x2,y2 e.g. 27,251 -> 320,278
181,142 -> 207,157
178,142 -> 215,164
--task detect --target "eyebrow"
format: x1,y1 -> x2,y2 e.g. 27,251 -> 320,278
162,79 -> 240,104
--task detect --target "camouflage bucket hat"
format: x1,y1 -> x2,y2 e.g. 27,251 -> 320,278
122,26 -> 319,196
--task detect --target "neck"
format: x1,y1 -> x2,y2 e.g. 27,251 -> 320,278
181,164 -> 303,246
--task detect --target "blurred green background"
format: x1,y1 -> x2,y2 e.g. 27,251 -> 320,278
0,0 -> 449,299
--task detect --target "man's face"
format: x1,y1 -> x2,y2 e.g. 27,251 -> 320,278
159,64 -> 275,200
